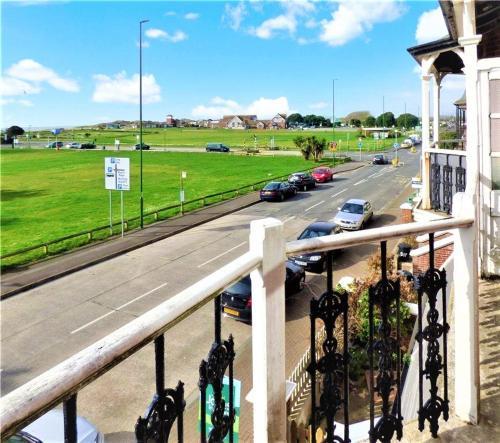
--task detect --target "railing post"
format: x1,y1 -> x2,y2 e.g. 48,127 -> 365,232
452,192 -> 479,423
249,218 -> 286,442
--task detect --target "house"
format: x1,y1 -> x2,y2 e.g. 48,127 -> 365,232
165,114 -> 176,127
219,115 -> 258,129
270,113 -> 287,129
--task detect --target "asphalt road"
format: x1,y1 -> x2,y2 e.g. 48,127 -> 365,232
0,148 -> 419,437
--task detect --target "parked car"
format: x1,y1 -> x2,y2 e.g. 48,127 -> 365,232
66,142 -> 82,149
80,143 -> 96,149
372,154 -> 389,165
333,198 -> 373,231
401,138 -> 413,148
206,143 -> 230,152
260,181 -> 297,201
46,141 -> 64,148
409,134 -> 421,144
288,172 -> 316,191
6,409 -> 104,443
289,221 -> 342,273
135,143 -> 150,150
312,167 -> 334,182
221,260 -> 305,322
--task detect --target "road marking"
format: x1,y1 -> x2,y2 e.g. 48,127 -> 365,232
330,189 -> 346,198
305,200 -> 325,212
197,241 -> 247,268
283,216 -> 296,223
71,282 -> 168,334
353,179 -> 368,186
367,171 -> 380,179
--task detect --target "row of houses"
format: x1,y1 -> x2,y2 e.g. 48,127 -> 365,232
166,113 -> 288,129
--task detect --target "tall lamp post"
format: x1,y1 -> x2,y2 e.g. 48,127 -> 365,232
139,19 -> 149,229
332,78 -> 338,139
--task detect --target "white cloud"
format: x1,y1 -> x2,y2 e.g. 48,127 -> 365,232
1,98 -> 34,107
136,40 -> 150,48
5,59 -> 79,92
184,12 -> 199,20
309,101 -> 328,110
145,28 -> 187,42
0,76 -> 41,96
192,96 -> 289,119
320,0 -> 405,47
92,72 -> 161,104
223,2 -> 247,31
164,11 -> 176,16
441,75 -> 465,91
251,14 -> 296,39
415,7 -> 448,44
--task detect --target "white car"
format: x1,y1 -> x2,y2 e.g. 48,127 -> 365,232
66,142 -> 82,149
333,198 -> 373,231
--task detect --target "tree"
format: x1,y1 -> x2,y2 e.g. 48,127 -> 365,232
293,136 -> 311,160
364,116 -> 376,127
376,112 -> 395,128
349,119 -> 362,128
310,136 -> 327,161
396,113 -> 419,129
7,125 -> 25,138
286,113 -> 304,127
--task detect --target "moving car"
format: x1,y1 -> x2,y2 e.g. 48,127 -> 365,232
400,138 -> 413,148
372,154 -> 389,165
206,143 -> 230,152
260,181 -> 297,201
66,142 -> 82,149
333,198 -> 373,231
312,167 -> 334,182
46,141 -> 64,148
6,409 -> 104,443
289,221 -> 342,273
220,260 -> 305,322
288,172 -> 316,191
135,143 -> 150,150
80,143 -> 96,149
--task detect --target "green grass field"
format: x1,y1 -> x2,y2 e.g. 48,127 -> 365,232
24,127 -> 395,151
1,149 -> 332,259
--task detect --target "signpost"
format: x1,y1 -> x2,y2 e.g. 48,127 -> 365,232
199,376 -> 241,442
358,140 -> 363,161
105,157 -> 130,237
51,128 -> 62,150
180,171 -> 187,214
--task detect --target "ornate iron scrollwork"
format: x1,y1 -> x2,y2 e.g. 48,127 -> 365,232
135,381 -> 185,443
199,295 -> 235,443
368,241 -> 403,443
456,157 -> 466,193
308,252 -> 349,443
417,234 -> 449,438
430,156 -> 441,211
442,162 -> 453,214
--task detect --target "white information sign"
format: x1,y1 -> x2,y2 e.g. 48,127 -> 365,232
105,157 -> 130,191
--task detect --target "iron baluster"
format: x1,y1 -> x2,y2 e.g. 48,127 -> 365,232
417,233 -> 450,438
442,157 -> 453,214
63,394 -> 77,443
308,251 -> 349,443
430,154 -> 441,211
199,295 -> 235,443
136,335 -> 185,443
456,157 -> 466,193
368,242 -> 403,442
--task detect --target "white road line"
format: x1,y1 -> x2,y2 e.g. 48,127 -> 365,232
367,171 -> 380,179
353,179 -> 368,186
71,282 -> 168,334
330,189 -> 347,198
283,216 -> 296,223
305,200 -> 325,212
197,241 -> 247,268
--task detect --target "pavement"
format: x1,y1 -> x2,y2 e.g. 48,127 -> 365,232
0,161 -> 365,300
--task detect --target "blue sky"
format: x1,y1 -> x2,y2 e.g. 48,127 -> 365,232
1,0 -> 466,128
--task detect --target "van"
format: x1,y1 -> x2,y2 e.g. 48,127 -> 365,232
206,143 -> 230,152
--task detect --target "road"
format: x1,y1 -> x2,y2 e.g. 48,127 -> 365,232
0,148 -> 419,438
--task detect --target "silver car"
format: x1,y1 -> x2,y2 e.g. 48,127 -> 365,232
333,198 -> 373,231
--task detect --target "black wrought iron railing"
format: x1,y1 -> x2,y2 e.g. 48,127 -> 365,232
430,152 -> 466,214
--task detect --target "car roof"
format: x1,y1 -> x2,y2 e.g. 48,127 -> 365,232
304,221 -> 338,232
344,198 -> 367,205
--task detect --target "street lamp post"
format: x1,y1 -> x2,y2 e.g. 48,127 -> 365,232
139,19 -> 149,229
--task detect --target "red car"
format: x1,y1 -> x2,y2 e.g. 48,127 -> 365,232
312,167 -> 334,183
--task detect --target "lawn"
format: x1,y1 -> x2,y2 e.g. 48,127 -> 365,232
1,149 -> 330,258
23,127 -> 396,151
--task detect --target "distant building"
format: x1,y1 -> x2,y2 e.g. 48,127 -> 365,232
219,115 -> 258,129
271,113 -> 287,129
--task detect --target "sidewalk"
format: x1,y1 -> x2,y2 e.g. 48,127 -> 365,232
0,161 -> 365,299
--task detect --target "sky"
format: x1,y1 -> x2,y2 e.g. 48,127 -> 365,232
1,0 -> 466,128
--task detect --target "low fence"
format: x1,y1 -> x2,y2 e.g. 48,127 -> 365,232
0,161 -> 348,269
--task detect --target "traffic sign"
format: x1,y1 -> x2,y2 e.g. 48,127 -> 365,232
393,143 -> 401,149
105,157 -> 130,191
358,142 -> 363,149
329,141 -> 337,151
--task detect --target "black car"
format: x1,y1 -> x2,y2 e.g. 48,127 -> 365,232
288,172 -> 316,191
289,221 -> 342,273
221,261 -> 305,322
260,181 -> 297,201
372,154 -> 389,165
135,143 -> 151,150
206,143 -> 230,152
80,143 -> 96,149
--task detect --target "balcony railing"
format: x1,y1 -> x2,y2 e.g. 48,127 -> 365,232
0,195 -> 476,443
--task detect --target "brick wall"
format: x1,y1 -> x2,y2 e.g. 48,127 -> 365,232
413,243 -> 454,275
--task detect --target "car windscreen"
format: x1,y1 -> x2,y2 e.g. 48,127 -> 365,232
263,183 -> 281,190
314,169 -> 328,173
298,228 -> 330,240
340,203 -> 363,214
